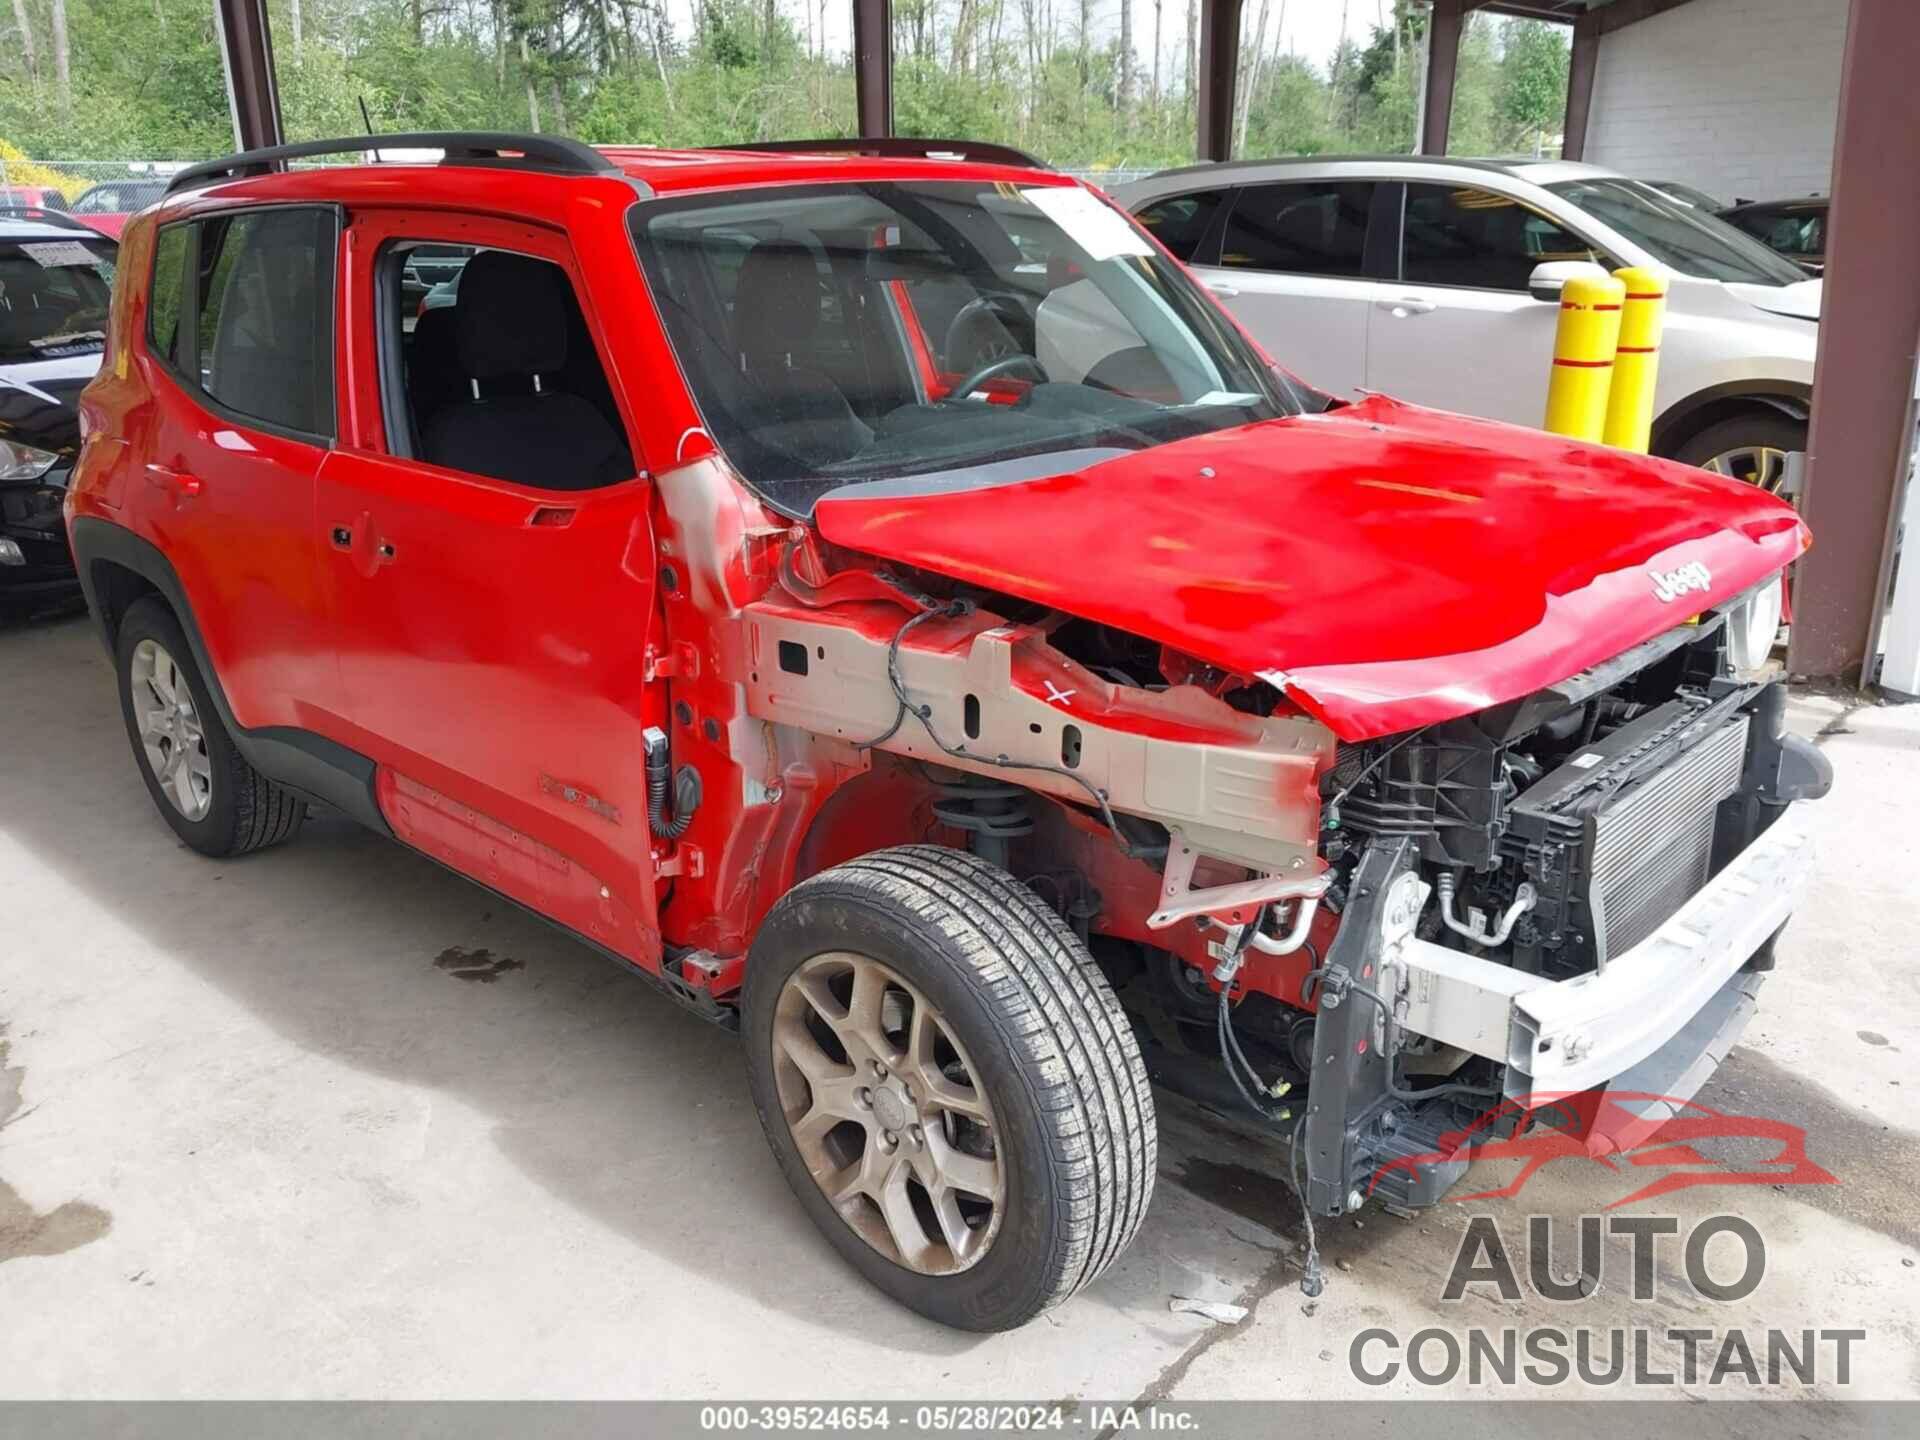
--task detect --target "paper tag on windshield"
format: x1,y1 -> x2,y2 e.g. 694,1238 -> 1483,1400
21,241 -> 99,268
1023,187 -> 1153,263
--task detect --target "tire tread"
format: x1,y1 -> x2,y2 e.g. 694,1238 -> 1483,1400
774,845 -> 1155,1324
118,597 -> 306,858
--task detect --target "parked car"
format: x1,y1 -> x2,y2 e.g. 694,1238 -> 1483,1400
1720,195 -> 1828,276
1118,156 -> 1826,499
68,178 -> 169,239
1,208 -> 115,612
71,133 -> 1827,1332
1646,178 -> 1725,211
0,184 -> 70,212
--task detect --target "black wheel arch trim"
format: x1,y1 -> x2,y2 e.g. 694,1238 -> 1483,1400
70,515 -> 390,836
1652,380 -> 1811,456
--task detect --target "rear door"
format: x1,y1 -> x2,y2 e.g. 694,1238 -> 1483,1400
1365,181 -> 1614,425
316,208 -> 665,965
1185,179 -> 1384,398
130,205 -> 342,729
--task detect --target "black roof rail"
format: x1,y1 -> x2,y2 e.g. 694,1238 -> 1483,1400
164,132 -> 622,196
0,206 -> 106,236
711,137 -> 1052,171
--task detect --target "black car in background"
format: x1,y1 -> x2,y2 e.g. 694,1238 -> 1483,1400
1719,196 -> 1828,275
1,209 -> 116,613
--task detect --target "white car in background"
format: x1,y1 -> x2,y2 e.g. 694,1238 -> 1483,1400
1116,157 -> 1822,494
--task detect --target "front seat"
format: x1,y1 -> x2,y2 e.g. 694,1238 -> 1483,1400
729,241 -> 870,463
423,250 -> 630,490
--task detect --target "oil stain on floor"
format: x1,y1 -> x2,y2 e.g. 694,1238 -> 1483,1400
433,946 -> 526,983
0,1024 -> 111,1264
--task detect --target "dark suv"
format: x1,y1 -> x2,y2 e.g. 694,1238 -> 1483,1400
2,208 -> 115,610
69,133 -> 1827,1332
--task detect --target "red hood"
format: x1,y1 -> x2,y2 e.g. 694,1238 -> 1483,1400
813,395 -> 1809,740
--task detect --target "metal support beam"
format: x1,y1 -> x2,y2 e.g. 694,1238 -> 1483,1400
852,0 -> 893,140
1787,0 -> 1920,683
1195,0 -> 1245,163
1594,0 -> 1700,36
1561,13 -> 1600,162
1419,0 -> 1467,156
213,0 -> 283,153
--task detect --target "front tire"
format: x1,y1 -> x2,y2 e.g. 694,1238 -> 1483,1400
1672,412 -> 1808,505
743,846 -> 1156,1331
115,597 -> 305,858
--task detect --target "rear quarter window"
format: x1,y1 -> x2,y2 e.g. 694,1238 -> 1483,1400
148,224 -> 189,367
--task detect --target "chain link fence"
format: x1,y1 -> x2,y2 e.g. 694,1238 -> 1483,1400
0,158 -> 197,211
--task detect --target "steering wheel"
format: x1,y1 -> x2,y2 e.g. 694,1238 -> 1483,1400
943,294 -> 1032,374
943,353 -> 1049,402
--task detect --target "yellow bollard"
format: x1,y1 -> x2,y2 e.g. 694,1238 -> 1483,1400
1602,266 -> 1668,452
1542,272 -> 1626,442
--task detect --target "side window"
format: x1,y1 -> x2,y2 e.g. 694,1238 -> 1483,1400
1220,182 -> 1373,278
1402,184 -> 1604,291
192,207 -> 337,437
1766,214 -> 1822,257
147,224 -> 189,369
1135,191 -> 1225,263
383,241 -> 633,492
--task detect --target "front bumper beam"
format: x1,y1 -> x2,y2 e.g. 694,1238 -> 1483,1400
1300,806 -> 1815,1217
1397,808 -> 1813,1097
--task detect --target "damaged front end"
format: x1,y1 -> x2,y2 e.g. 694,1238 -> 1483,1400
1288,605 -> 1830,1237
737,523 -> 1828,1278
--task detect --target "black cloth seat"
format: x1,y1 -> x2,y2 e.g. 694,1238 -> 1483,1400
406,305 -> 466,428
422,250 -> 631,490
728,241 -> 870,465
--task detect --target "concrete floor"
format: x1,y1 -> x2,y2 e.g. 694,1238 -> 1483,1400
2,610 -> 1916,1406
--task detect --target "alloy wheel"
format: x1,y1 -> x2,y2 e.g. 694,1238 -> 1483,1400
130,638 -> 213,821
1701,443 -> 1798,504
771,951 -> 1005,1275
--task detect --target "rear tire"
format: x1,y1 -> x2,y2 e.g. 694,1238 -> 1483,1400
115,597 -> 305,858
743,845 -> 1156,1331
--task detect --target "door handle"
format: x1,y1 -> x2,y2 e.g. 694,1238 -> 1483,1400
145,464 -> 203,502
1376,296 -> 1437,316
333,514 -> 397,574
1202,278 -> 1241,298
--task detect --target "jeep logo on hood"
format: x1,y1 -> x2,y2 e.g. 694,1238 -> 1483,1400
1651,560 -> 1713,603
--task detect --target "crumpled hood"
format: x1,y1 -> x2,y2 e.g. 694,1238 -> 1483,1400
1725,277 -> 1821,321
814,395 -> 1809,741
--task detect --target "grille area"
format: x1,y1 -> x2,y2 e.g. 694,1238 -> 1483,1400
1588,716 -> 1750,961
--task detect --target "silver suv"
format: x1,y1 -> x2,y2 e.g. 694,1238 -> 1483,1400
1118,156 -> 1827,496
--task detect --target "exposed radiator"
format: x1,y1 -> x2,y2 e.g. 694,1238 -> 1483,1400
1588,716 -> 1751,962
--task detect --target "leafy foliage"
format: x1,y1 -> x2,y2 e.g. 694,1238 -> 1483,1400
0,0 -> 1567,172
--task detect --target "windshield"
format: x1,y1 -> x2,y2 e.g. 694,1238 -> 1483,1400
1547,178 -> 1806,286
630,180 -> 1299,518
0,236 -> 116,363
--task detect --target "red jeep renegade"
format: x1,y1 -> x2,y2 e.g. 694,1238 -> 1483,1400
67,132 -> 1829,1331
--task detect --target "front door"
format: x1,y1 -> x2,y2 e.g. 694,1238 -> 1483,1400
1364,182 -> 1614,427
316,209 -> 664,964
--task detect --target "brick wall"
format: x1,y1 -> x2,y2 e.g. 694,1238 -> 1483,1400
1583,0 -> 1846,205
